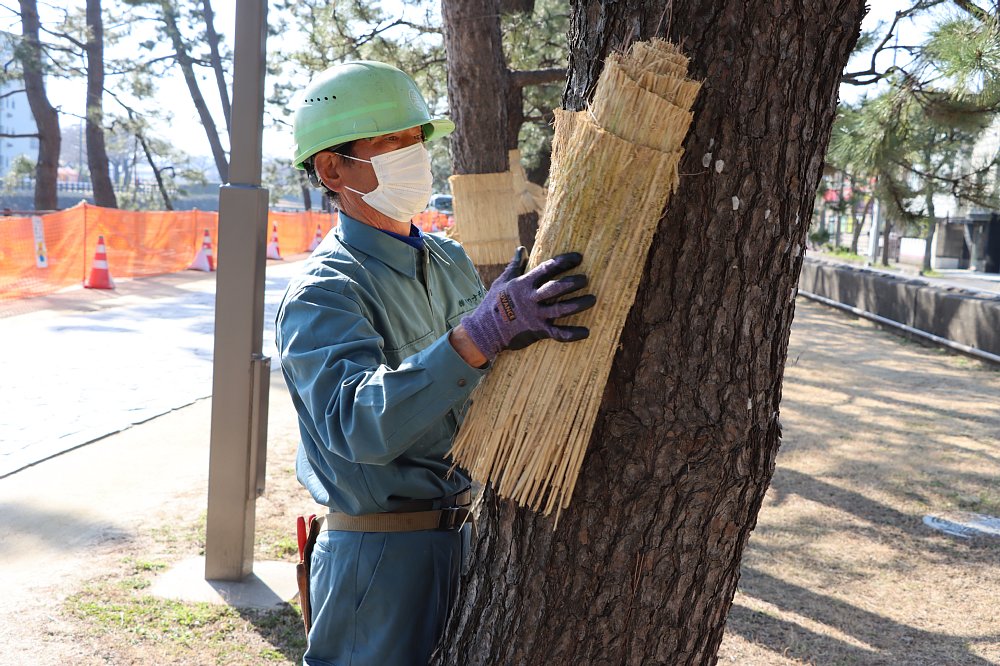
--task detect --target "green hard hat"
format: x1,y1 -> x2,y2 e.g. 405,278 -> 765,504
292,60 -> 454,169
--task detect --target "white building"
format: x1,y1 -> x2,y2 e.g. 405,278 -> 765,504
0,33 -> 39,176
928,115 -> 1000,273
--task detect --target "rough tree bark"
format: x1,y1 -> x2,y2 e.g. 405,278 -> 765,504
17,0 -> 60,211
443,0 -> 564,267
442,0 -> 509,175
85,0 -> 118,208
433,2 -> 865,664
923,185 -> 936,273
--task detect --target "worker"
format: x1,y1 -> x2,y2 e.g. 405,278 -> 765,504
276,60 -> 596,666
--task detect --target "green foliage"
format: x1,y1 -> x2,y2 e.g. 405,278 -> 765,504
822,244 -> 865,262
809,227 -> 831,246
827,6 -> 1000,240
263,157 -> 303,207
921,15 -> 1000,105
1,155 -> 36,196
268,0 -> 568,192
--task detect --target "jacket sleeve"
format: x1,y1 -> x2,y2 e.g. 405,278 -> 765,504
277,284 -> 487,465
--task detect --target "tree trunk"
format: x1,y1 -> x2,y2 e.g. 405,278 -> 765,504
85,0 -> 118,208
962,221 -> 978,269
160,0 -> 229,183
882,216 -> 892,266
922,186 -> 936,273
443,0 -> 512,285
298,169 -> 312,211
524,139 -> 551,185
851,195 -> 872,255
433,2 -> 865,664
201,0 -> 232,133
835,171 -> 845,249
18,0 -> 60,211
137,130 -> 173,210
442,0 -> 508,175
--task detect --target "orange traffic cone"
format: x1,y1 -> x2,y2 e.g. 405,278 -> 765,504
189,228 -> 215,272
307,224 -> 323,251
266,222 -> 283,260
84,235 -> 114,289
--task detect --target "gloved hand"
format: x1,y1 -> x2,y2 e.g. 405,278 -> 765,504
461,246 -> 596,361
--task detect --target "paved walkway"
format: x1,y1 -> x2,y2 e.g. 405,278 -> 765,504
0,257 -> 307,478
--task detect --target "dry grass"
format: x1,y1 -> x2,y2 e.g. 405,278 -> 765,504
719,298 -> 1000,665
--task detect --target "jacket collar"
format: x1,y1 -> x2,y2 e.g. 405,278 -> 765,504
336,211 -> 419,278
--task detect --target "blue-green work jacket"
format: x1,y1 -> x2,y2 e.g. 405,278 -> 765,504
275,212 -> 488,515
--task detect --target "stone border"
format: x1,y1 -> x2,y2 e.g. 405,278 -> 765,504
798,258 -> 1000,356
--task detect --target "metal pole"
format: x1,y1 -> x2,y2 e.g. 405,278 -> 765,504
798,289 -> 1000,366
205,0 -> 270,582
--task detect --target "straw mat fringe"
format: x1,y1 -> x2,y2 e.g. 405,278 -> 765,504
449,39 -> 701,520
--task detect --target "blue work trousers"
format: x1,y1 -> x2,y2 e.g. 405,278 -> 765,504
304,526 -> 469,666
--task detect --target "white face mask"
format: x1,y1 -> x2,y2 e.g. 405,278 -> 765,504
342,142 -> 434,223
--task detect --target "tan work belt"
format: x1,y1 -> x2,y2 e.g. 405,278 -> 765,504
321,489 -> 473,533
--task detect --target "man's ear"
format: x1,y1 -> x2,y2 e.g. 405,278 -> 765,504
313,152 -> 344,193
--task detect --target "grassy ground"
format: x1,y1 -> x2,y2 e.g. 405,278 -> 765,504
4,297 -> 997,665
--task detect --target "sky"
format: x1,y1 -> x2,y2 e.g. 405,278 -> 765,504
840,1 -> 944,105
4,1 -> 948,169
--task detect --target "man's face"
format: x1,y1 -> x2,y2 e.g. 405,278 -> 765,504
344,126 -> 425,187
313,125 -> 425,229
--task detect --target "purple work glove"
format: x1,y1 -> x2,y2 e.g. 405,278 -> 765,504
462,246 -> 596,361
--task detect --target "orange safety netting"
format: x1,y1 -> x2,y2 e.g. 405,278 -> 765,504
412,209 -> 454,233
0,201 -> 335,301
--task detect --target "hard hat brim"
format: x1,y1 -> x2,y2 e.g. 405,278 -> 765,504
294,117 -> 455,170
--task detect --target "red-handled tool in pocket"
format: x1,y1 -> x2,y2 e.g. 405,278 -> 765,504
296,515 -> 308,560
295,514 -> 319,636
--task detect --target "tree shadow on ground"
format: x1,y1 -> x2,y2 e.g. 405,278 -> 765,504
727,567 -> 1000,665
235,603 -> 307,663
768,468 -> 999,547
0,501 -> 132,558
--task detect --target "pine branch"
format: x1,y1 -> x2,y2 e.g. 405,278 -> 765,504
951,0 -> 991,21
40,24 -> 85,50
841,1 -> 945,86
510,67 -> 565,87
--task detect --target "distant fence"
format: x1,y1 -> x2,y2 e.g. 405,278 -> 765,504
6,178 -> 162,195
0,201 -> 333,301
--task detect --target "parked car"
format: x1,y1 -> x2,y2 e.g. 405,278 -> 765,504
428,193 -> 453,216
413,193 -> 454,233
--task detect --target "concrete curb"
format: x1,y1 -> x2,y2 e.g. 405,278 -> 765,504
799,258 -> 1000,356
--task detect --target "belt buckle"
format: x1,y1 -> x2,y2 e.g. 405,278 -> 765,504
438,507 -> 466,530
